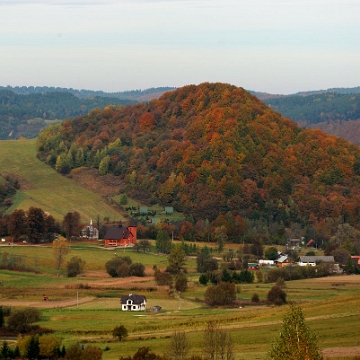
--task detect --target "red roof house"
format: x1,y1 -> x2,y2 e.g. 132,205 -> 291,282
104,220 -> 137,247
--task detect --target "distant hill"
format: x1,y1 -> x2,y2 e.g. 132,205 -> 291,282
0,85 -> 176,101
263,92 -> 360,145
36,82 -> 360,225
0,90 -> 136,140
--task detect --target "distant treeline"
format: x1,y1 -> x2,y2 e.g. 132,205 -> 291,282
0,90 -> 135,140
264,92 -> 360,126
0,85 -> 176,100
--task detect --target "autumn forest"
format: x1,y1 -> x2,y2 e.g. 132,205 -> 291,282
34,82 -> 360,254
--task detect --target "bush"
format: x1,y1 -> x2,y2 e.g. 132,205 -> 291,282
112,325 -> 128,341
154,271 -> 173,286
267,285 -> 287,306
105,256 -> 132,277
6,308 -> 42,333
66,256 -> 86,277
199,273 -> 208,285
129,263 -> 145,277
204,282 -> 236,306
175,273 -> 188,292
251,293 -> 260,303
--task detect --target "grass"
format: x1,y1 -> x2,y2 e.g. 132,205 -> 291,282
0,139 -> 123,222
1,243 -> 360,359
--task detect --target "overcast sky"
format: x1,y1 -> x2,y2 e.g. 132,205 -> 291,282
1,0 -> 359,94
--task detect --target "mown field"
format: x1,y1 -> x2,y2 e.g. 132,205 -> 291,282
1,243 -> 360,360
0,139 -> 123,222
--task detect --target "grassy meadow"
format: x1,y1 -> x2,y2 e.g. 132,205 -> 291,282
0,139 -> 123,222
1,243 -> 360,360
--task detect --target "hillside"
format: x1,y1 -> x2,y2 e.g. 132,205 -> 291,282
0,139 -> 124,222
36,82 -> 360,226
0,90 -> 136,140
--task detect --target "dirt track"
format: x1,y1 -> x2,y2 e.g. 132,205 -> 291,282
0,296 -> 95,308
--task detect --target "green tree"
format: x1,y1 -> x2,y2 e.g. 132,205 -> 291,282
204,282 -> 236,306
268,303 -> 321,360
39,334 -> 62,359
112,325 -> 128,341
267,285 -> 287,306
25,335 -> 40,360
99,155 -> 110,175
167,243 -> 186,274
1,341 -> 11,360
7,209 -> 27,241
26,207 -> 45,244
66,256 -> 86,277
265,246 -> 278,260
6,308 -> 41,333
63,211 -> 81,240
156,229 -> 172,254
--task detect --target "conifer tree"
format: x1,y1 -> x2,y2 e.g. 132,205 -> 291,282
268,303 -> 321,360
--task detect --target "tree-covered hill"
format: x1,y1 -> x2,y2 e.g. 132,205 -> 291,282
37,82 -> 360,225
0,90 -> 135,140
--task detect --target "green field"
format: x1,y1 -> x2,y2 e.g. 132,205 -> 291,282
0,139 -> 123,222
1,244 -> 360,360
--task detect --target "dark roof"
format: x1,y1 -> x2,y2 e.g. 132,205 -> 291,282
299,256 -> 335,263
104,225 -> 126,240
128,218 -> 137,227
121,294 -> 146,304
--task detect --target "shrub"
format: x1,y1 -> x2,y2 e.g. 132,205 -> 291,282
66,256 -> 86,277
199,273 -> 208,285
105,256 -> 132,277
204,282 -> 236,306
129,263 -> 145,277
251,293 -> 260,303
154,271 -> 173,286
267,285 -> 287,306
6,308 -> 42,333
112,325 -> 128,341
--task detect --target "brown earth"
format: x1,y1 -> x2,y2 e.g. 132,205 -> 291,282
0,296 -> 95,308
68,167 -> 125,197
322,346 -> 360,359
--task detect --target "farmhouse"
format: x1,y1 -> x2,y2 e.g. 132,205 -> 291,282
121,294 -> 146,311
104,219 -> 137,247
298,256 -> 335,266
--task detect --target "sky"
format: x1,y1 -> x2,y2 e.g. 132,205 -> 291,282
1,0 -> 360,94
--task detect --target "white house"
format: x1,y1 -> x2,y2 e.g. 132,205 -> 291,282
120,294 -> 147,311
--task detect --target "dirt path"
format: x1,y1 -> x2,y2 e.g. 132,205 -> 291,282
0,296 -> 95,308
322,346 -> 360,359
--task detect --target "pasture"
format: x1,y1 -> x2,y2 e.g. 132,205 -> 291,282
0,139 -> 123,222
1,243 -> 360,359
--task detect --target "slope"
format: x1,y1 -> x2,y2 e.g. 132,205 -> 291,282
36,82 -> 360,225
0,139 -> 123,222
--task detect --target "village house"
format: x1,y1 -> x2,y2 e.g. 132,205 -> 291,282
121,294 -> 146,311
298,256 -> 335,266
104,219 -> 137,247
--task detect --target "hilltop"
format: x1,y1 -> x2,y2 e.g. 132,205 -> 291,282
36,82 -> 360,225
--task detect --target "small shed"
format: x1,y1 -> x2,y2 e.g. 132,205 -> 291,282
150,306 -> 162,313
164,206 -> 174,215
